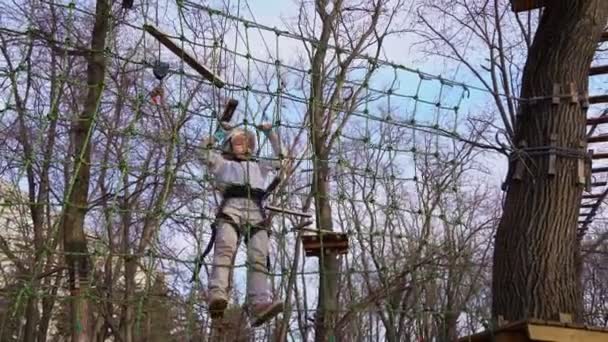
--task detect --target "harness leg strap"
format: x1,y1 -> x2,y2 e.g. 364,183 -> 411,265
191,215 -> 241,282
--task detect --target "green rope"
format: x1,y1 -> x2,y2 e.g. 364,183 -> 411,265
0,1 -> 490,340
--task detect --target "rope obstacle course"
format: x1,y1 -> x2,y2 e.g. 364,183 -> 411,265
1,0 -> 606,339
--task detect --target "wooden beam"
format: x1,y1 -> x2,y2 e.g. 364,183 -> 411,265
219,99 -> 238,122
143,24 -> 225,88
590,95 -> 608,104
265,205 -> 312,218
588,134 -> 608,143
590,65 -> 608,76
583,193 -> 603,199
592,166 -> 608,173
511,0 -> 545,12
592,152 -> 608,159
587,116 -> 608,125
527,323 -> 608,342
301,233 -> 349,257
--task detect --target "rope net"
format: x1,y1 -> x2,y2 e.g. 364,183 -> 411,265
0,0 -> 573,341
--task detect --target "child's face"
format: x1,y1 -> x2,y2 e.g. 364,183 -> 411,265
231,133 -> 250,156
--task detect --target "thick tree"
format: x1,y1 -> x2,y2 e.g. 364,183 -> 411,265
493,0 -> 608,322
61,0 -> 111,340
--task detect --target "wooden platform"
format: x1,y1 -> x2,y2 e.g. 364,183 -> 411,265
458,319 -> 608,342
301,232 -> 348,257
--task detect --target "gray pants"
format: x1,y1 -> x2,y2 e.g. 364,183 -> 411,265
208,199 -> 270,305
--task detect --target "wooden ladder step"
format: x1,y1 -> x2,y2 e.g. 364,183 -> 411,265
583,193 -> 603,199
588,134 -> 608,143
587,116 -> 608,125
592,152 -> 608,159
591,181 -> 607,187
590,95 -> 608,104
592,166 -> 608,173
581,204 -> 596,209
589,65 -> 608,76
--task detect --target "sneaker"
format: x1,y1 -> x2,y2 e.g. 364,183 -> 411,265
249,301 -> 284,327
208,291 -> 228,319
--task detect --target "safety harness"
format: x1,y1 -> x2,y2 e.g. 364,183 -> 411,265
191,176 -> 280,282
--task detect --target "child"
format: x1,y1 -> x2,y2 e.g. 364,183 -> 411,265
199,122 -> 284,327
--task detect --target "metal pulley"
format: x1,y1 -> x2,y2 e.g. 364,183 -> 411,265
152,60 -> 170,80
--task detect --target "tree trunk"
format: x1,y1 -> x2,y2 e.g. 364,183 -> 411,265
309,4 -> 341,337
121,257 -> 136,342
492,0 -> 608,322
313,157 -> 340,342
301,2 -> 341,341
22,300 -> 38,342
62,0 -> 110,341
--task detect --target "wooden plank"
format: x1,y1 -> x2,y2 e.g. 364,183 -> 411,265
569,82 -> 578,104
583,193 -> 603,199
581,204 -> 596,208
511,0 -> 545,12
592,166 -> 608,173
219,99 -> 238,122
143,24 -> 225,88
302,233 -> 349,257
591,181 -> 607,187
587,116 -> 608,125
577,141 -> 586,185
301,236 -> 348,246
590,95 -> 608,104
527,323 -> 608,342
552,83 -> 561,105
458,332 -> 525,342
592,152 -> 608,159
513,141 -> 527,180
266,205 -> 312,218
588,134 -> 608,143
582,91 -> 591,109
303,241 -> 348,250
458,327 -> 530,342
303,247 -> 348,257
590,65 -> 608,76
548,134 -> 557,175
